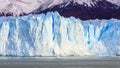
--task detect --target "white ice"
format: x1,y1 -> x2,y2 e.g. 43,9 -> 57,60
0,12 -> 119,56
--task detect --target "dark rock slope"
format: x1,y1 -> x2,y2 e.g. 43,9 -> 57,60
0,0 -> 120,20
33,0 -> 120,20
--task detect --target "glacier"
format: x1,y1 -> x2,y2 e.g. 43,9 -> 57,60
0,11 -> 120,56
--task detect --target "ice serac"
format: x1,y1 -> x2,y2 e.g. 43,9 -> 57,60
0,12 -> 120,56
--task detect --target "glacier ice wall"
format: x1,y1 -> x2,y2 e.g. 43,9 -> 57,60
0,12 -> 120,56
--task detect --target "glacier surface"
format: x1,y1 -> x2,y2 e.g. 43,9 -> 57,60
0,12 -> 120,56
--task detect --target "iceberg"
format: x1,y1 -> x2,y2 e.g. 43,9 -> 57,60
0,12 -> 120,56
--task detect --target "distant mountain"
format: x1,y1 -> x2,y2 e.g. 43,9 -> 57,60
0,0 -> 120,20
32,0 -> 120,20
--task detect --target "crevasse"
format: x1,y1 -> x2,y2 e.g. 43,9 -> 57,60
0,12 -> 120,56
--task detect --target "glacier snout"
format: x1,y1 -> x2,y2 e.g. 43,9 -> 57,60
0,12 -> 119,56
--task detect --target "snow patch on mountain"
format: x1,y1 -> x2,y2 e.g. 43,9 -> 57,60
0,0 -> 120,16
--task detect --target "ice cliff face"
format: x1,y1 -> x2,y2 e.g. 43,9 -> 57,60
0,12 -> 120,56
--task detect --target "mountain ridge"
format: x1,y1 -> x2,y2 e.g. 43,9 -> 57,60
0,0 -> 120,20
